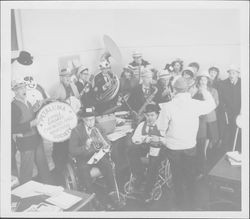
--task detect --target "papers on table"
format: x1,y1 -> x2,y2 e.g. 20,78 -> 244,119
12,180 -> 64,198
11,175 -> 20,189
87,149 -> 108,165
24,202 -> 62,212
226,151 -> 241,166
107,122 -> 133,141
46,192 -> 82,210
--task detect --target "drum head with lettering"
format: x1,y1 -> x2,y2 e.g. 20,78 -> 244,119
37,102 -> 77,142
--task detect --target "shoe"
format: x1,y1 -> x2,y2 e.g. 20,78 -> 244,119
141,192 -> 153,203
130,180 -> 145,193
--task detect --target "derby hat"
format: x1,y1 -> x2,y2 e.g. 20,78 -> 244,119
227,64 -> 240,73
132,51 -> 142,58
78,107 -> 96,118
17,51 -> 33,65
144,103 -> 161,114
11,77 -> 26,90
59,68 -> 72,77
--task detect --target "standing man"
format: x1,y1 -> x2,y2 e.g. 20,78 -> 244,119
157,77 -> 216,210
11,78 -> 51,184
219,65 -> 241,152
127,68 -> 158,115
50,68 -> 80,180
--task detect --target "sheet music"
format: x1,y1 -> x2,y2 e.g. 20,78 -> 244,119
46,192 -> 82,209
12,180 -> 64,198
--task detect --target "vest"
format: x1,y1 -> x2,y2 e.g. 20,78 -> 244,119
141,122 -> 162,147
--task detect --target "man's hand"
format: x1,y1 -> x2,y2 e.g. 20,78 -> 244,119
144,136 -> 151,144
150,135 -> 160,143
30,119 -> 39,127
86,138 -> 93,150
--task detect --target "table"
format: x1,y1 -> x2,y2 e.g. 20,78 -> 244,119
207,154 -> 241,210
11,189 -> 95,212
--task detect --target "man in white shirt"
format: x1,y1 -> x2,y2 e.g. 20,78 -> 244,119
156,77 -> 216,210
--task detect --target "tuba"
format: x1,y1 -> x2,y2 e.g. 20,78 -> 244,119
94,35 -> 122,103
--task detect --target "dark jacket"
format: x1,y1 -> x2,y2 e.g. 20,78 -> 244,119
127,84 -> 158,113
69,122 -> 111,163
219,78 -> 241,123
11,99 -> 41,151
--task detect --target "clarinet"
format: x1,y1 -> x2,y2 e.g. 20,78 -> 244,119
134,85 -> 158,125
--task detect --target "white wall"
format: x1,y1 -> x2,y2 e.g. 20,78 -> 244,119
17,9 -> 241,94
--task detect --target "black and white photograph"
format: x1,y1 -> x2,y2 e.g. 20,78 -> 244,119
1,1 -> 249,218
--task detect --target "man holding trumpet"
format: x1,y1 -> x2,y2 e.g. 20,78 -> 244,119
69,107 -> 118,209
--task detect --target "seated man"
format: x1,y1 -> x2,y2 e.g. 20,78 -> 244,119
127,103 -> 167,202
68,107 -> 118,208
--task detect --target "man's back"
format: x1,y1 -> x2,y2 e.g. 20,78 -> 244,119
157,91 -> 216,150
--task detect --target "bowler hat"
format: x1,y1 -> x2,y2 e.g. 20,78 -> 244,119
11,78 -> 26,90
78,107 -> 96,118
132,51 -> 142,58
17,51 -> 33,65
77,65 -> 89,77
227,64 -> 240,73
145,103 -> 161,114
59,68 -> 72,77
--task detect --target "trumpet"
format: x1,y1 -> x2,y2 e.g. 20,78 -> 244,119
89,126 -> 111,152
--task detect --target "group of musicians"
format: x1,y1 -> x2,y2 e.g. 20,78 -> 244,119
11,50 -> 241,210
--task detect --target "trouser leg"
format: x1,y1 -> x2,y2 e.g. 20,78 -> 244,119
167,151 -> 184,206
78,163 -> 94,193
52,140 -> 69,173
35,140 -> 51,184
144,155 -> 162,194
127,144 -> 148,184
167,148 -> 197,209
97,156 -> 116,193
11,138 -> 18,175
19,150 -> 35,184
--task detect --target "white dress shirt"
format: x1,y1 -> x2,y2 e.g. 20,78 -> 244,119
156,90 -> 216,150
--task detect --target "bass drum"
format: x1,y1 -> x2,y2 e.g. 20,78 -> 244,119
36,101 -> 78,142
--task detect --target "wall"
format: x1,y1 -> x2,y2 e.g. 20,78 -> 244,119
16,9 -> 241,94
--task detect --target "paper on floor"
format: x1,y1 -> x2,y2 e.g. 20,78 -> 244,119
46,192 -> 82,209
12,180 -> 64,198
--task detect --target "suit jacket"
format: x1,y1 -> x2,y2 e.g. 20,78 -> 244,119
69,122 -> 111,163
219,78 -> 241,121
127,84 -> 157,113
